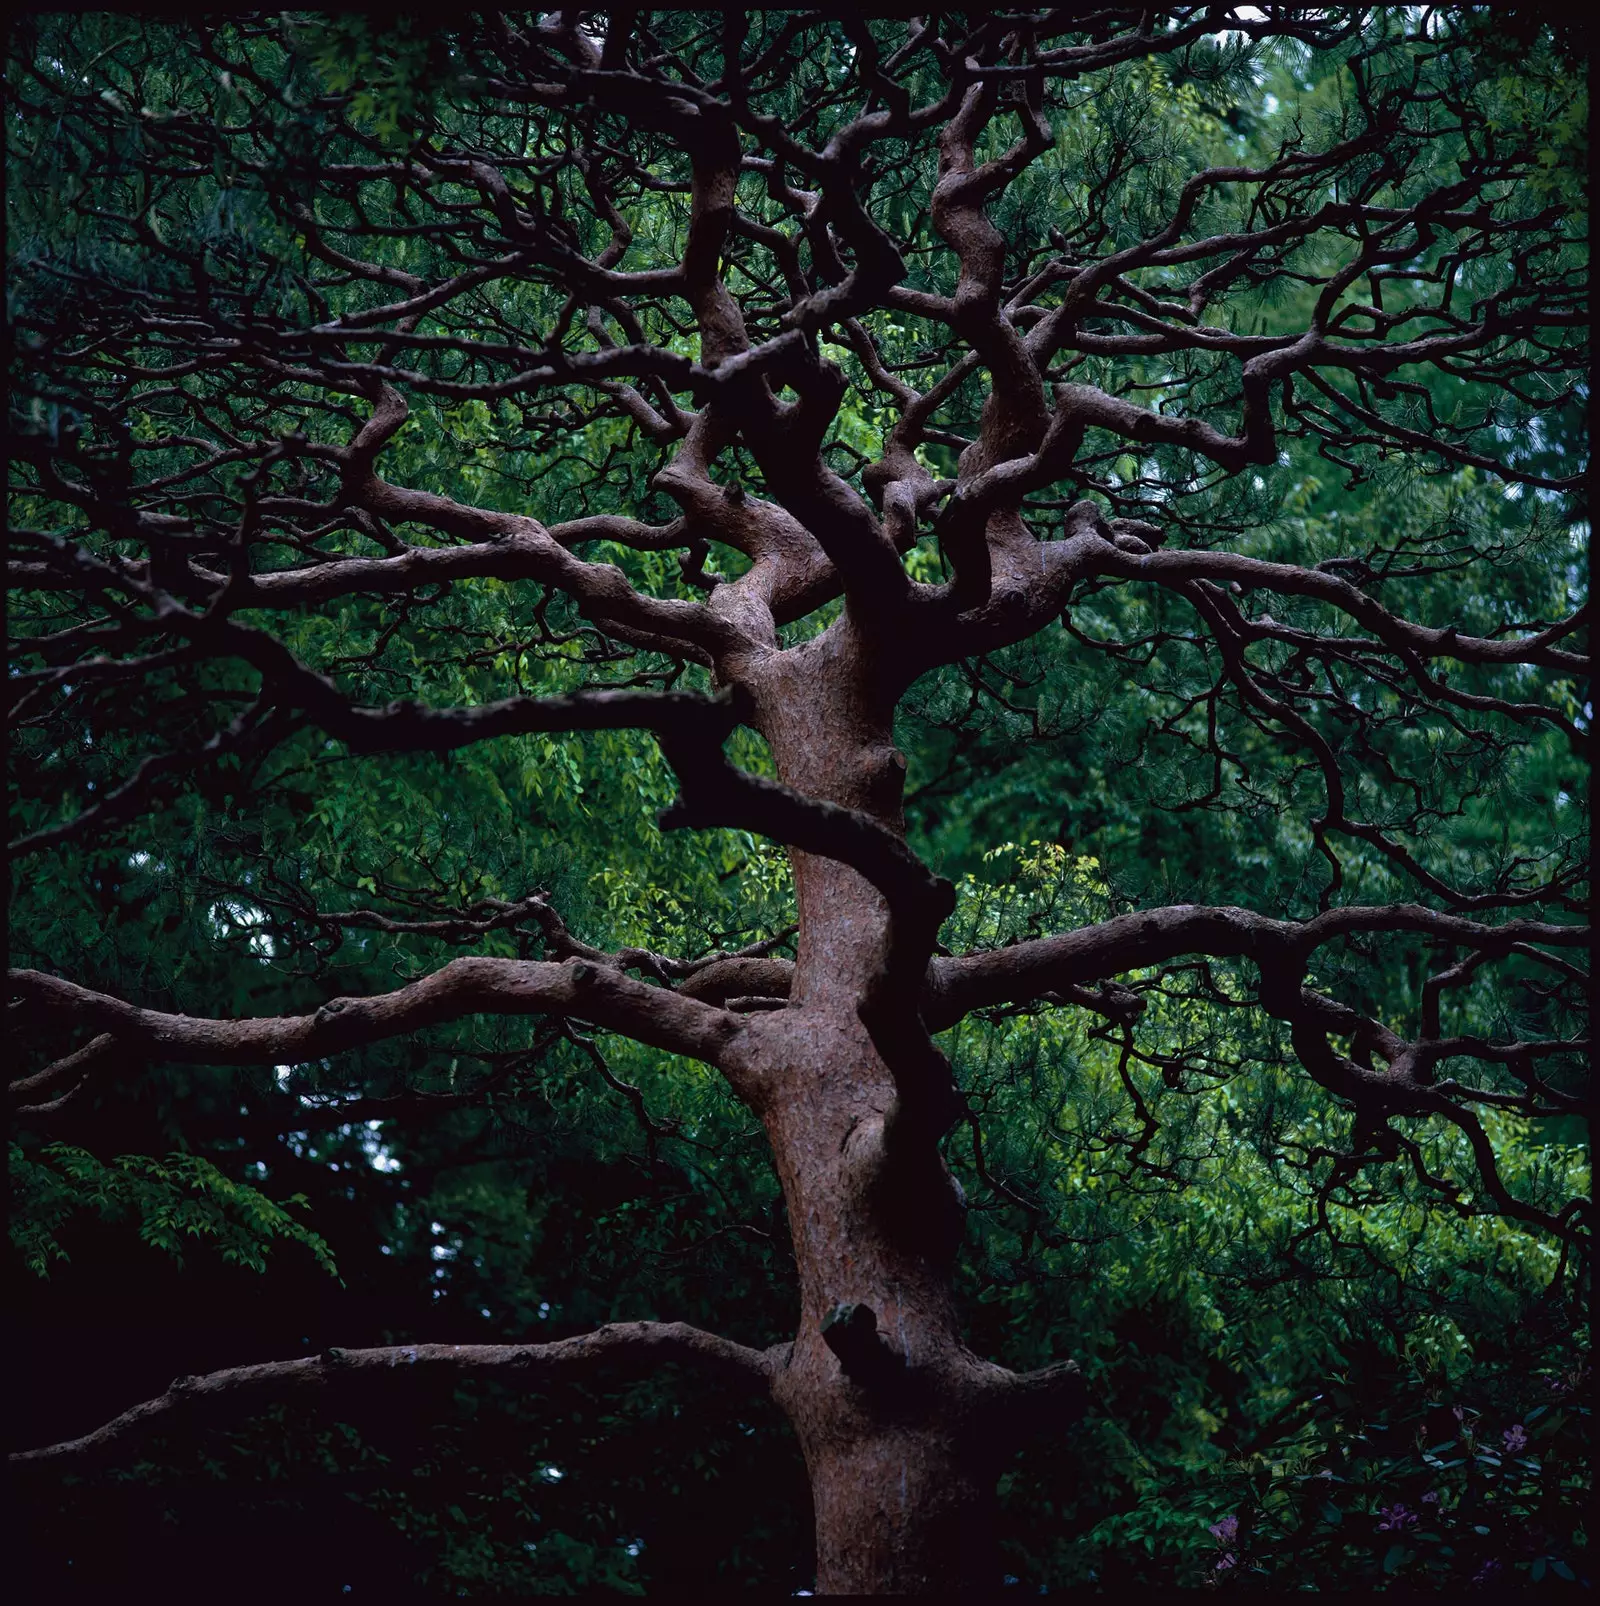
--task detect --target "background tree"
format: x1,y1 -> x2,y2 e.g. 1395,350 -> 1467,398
7,8 -> 1588,1595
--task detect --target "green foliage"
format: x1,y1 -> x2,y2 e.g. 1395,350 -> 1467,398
934,842 -> 1588,1590
1202,1364 -> 1591,1591
9,1141 -> 338,1279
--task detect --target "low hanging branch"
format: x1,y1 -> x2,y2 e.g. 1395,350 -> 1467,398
10,1324 -> 787,1472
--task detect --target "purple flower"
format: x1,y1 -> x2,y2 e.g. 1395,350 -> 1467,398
1502,1424 -> 1529,1453
1421,1490 -> 1440,1505
1376,1504 -> 1418,1532
1473,1558 -> 1503,1585
1214,1552 -> 1237,1572
1208,1515 -> 1239,1545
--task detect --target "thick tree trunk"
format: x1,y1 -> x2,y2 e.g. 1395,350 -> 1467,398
753,1003 -> 1006,1594
740,625 -> 1008,1593
793,1410 -> 998,1594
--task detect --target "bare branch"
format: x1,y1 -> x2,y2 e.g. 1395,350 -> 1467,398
9,956 -> 753,1103
927,905 -> 1587,1027
10,1322 -> 786,1472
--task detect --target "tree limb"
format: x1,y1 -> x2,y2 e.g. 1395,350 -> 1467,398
10,1322 -> 786,1472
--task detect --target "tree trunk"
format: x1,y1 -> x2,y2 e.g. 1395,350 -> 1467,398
753,1001 -> 1007,1594
795,1415 -> 999,1594
740,628 -> 1009,1593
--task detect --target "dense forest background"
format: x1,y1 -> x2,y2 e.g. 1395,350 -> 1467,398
8,10 -> 1588,1595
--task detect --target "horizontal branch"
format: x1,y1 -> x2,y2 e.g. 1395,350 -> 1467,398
10,1322 -> 785,1471
928,512 -> 1588,679
13,903 -> 1581,1097
1102,547 -> 1589,675
256,680 -> 743,762
926,904 -> 1588,1027
10,954 -> 752,1101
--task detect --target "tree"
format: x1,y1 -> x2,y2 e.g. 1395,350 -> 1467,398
7,9 -> 1588,1594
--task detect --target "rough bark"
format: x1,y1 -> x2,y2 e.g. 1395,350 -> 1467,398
735,627 -> 999,1590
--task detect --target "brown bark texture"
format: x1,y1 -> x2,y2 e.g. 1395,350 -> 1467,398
7,10 -> 1587,1594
